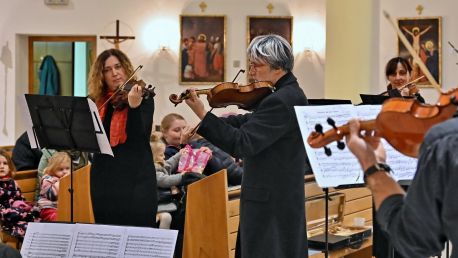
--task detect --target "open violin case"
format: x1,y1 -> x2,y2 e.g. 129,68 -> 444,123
306,192 -> 372,251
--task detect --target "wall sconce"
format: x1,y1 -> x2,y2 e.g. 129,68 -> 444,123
293,19 -> 325,55
142,16 -> 179,54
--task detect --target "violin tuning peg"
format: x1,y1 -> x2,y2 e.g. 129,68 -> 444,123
450,95 -> 458,106
324,146 -> 332,156
327,118 -> 337,130
314,124 -> 324,134
336,141 -> 346,150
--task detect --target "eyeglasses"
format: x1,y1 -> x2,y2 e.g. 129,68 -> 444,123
249,61 -> 267,70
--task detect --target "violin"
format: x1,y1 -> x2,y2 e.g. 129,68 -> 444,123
110,79 -> 156,110
98,65 -> 155,111
307,88 -> 458,158
169,81 -> 274,110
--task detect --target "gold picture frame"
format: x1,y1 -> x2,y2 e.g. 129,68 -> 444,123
397,16 -> 442,87
179,15 -> 226,85
246,16 -> 293,81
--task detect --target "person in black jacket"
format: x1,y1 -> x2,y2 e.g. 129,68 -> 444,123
11,131 -> 42,171
190,137 -> 242,186
88,49 -> 157,227
184,34 -> 308,258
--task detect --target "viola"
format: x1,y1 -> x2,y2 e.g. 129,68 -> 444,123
110,79 -> 156,110
169,81 -> 274,110
308,88 -> 458,158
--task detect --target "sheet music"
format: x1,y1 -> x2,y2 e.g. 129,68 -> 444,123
20,223 -> 74,257
21,223 -> 178,258
87,99 -> 113,156
295,104 -> 417,188
123,227 -> 177,258
19,95 -> 40,149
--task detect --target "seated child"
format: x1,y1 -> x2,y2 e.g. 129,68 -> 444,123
37,152 -> 70,221
0,149 -> 40,238
150,133 -> 209,229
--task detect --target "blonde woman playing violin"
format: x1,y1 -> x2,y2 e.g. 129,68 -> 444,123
384,57 -> 425,103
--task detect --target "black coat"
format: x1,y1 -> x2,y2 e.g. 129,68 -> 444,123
198,72 -> 308,257
12,132 -> 42,171
90,98 -> 157,227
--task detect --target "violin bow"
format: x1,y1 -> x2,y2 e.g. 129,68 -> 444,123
379,75 -> 425,96
383,11 -> 441,92
98,65 -> 143,111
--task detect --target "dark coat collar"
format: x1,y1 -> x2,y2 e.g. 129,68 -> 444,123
274,71 -> 297,90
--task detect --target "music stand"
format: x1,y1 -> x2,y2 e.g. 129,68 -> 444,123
24,94 -> 101,223
308,99 -> 352,105
359,94 -> 390,105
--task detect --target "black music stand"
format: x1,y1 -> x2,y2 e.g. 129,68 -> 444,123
24,94 -> 102,223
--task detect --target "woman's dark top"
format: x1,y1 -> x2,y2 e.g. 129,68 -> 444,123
90,98 -> 157,227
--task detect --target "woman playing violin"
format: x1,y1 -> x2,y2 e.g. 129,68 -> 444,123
184,34 -> 309,257
88,49 -> 157,227
384,57 -> 425,103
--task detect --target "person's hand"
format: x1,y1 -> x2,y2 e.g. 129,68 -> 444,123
399,86 -> 410,97
199,146 -> 212,157
128,84 -> 142,108
181,172 -> 205,186
184,89 -> 207,119
180,126 -> 194,145
345,119 -> 386,171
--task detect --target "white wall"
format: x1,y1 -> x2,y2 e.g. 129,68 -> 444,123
378,0 -> 458,102
0,0 -> 326,145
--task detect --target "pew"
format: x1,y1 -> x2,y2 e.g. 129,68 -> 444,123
56,164 -> 94,223
0,169 -> 38,249
0,145 -> 14,159
183,171 -> 373,258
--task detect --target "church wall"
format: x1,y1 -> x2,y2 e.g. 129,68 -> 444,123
0,0 -> 326,145
378,0 -> 458,102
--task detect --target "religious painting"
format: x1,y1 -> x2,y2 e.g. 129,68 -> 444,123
180,15 -> 226,85
247,16 -> 292,82
397,16 -> 442,87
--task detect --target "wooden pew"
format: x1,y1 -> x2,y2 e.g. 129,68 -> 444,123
0,169 -> 38,249
0,145 -> 15,159
184,172 -> 373,258
57,164 -> 94,223
183,170 -> 231,258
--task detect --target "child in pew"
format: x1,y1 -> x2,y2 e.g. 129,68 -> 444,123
0,149 -> 40,239
37,152 -> 71,221
150,132 -> 209,228
151,133 -> 209,258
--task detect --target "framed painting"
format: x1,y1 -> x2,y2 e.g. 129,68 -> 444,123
180,15 -> 226,85
397,16 -> 442,87
247,16 -> 292,81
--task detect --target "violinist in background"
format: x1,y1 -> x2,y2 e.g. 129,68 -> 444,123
383,57 -> 425,103
184,34 -> 308,257
373,56 -> 427,258
88,49 -> 157,227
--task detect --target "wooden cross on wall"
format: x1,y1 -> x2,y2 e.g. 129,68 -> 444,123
100,20 -> 135,49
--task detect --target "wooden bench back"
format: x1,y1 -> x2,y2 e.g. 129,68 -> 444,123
14,169 -> 38,202
57,164 -> 94,223
0,145 -> 15,159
